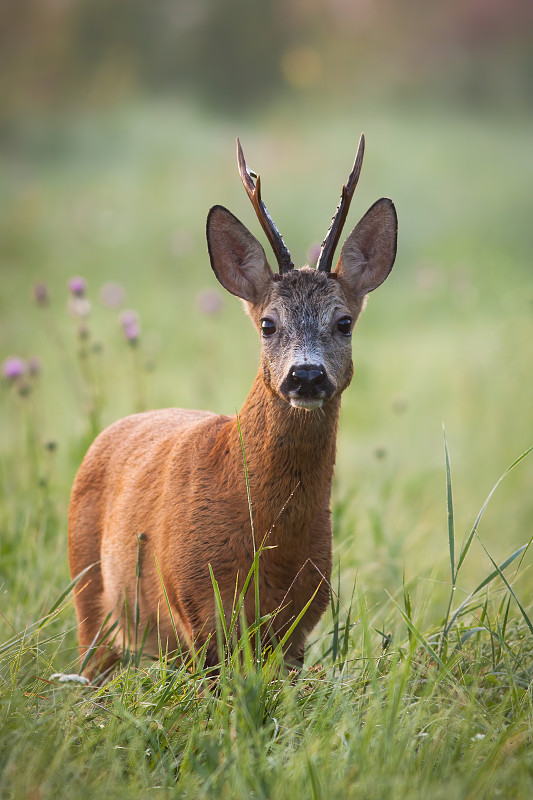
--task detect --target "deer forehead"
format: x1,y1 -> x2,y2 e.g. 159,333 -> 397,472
263,268 -> 348,328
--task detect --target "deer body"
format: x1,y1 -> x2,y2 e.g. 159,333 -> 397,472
68,136 -> 397,679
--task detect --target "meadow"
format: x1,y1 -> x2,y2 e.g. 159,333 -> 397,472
1,98 -> 532,798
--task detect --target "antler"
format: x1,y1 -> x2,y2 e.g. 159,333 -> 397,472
237,138 -> 294,274
316,133 -> 365,273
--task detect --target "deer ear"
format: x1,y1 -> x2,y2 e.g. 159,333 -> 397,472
334,198 -> 397,297
206,205 -> 274,303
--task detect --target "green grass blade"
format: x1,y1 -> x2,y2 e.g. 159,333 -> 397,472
277,584 -> 321,653
387,591 -> 446,669
474,536 -> 533,637
236,412 -> 261,666
456,446 -> 533,575
226,546 -> 275,642
445,543 -> 529,635
443,426 -> 455,585
154,553 -> 181,651
330,574 -> 340,667
135,619 -> 151,667
403,571 -> 413,644
47,561 -> 101,616
208,564 -> 229,642
80,612 -> 119,675
134,532 -> 145,652
340,590 -> 354,667
235,412 -> 255,553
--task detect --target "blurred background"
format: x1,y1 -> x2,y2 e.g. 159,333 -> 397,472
1,0 -> 532,620
1,0 -> 532,114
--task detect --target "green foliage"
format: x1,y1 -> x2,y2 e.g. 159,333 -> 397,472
1,0 -> 532,114
1,100 -> 533,797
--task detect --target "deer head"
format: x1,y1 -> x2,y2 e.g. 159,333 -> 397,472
206,136 -> 397,411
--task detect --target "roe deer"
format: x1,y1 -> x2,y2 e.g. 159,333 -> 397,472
68,134 -> 397,679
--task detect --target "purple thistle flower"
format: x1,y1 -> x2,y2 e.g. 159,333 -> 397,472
68,276 -> 87,297
123,321 -> 140,342
119,310 -> 140,343
2,356 -> 26,380
119,310 -> 138,327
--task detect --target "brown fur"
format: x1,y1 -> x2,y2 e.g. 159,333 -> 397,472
68,160 -> 397,680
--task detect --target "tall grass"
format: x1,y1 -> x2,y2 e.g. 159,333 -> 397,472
1,363 -> 532,798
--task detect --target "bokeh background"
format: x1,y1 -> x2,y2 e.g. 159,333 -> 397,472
1,0 -> 532,623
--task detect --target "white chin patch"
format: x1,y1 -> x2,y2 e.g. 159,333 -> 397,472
289,398 -> 324,411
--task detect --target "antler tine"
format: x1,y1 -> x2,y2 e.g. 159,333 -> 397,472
316,133 -> 365,273
236,138 -> 294,274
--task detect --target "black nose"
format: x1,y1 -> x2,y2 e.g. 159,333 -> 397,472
290,365 -> 325,393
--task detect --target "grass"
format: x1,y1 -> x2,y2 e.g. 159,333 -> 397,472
1,96 -> 533,797
2,475 -> 533,799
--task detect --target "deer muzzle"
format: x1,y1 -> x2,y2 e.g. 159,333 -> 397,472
280,363 -> 335,410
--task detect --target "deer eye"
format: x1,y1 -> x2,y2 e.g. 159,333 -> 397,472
261,318 -> 277,337
337,317 -> 352,336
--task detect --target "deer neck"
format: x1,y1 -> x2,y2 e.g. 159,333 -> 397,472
232,372 -> 340,542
